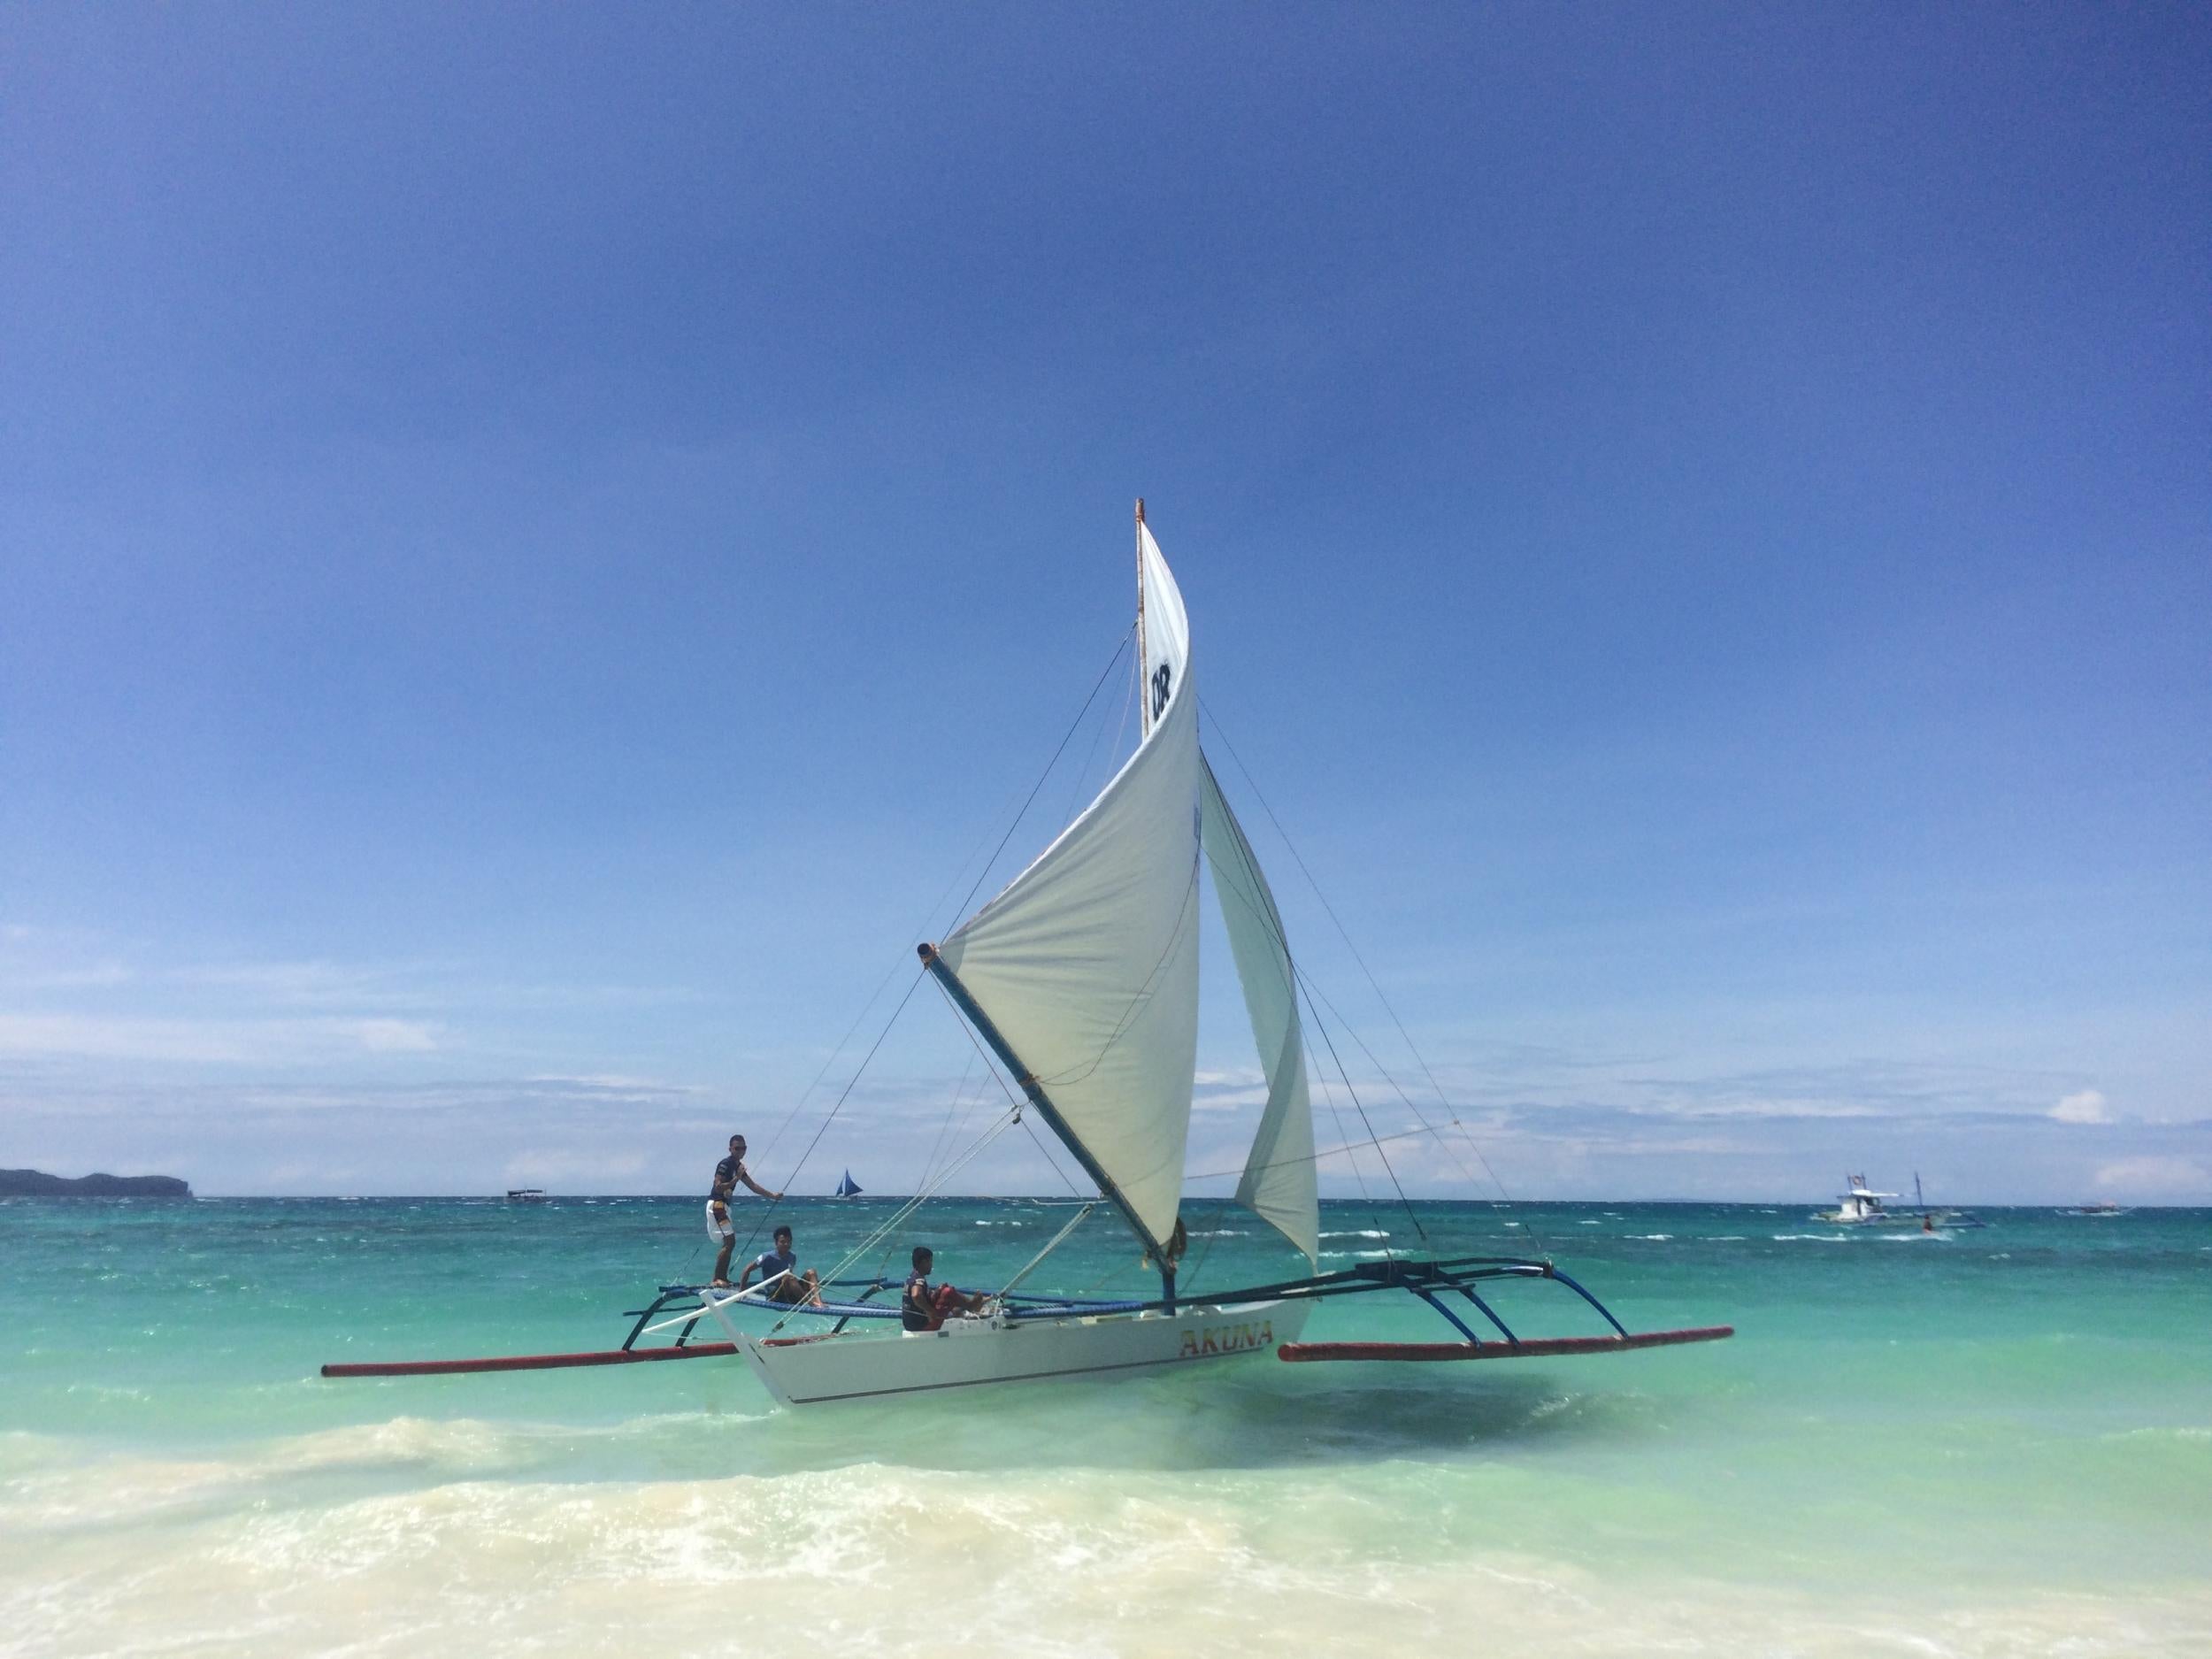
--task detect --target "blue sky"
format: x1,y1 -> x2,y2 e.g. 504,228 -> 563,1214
4,4 -> 2207,1202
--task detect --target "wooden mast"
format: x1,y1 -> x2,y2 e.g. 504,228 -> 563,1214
1134,497 -> 1149,738
1134,495 -> 1177,1306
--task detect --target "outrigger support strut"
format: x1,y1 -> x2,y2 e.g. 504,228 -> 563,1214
1457,1284 -> 1517,1344
1539,1263 -> 1632,1340
1412,1287 -> 1484,1347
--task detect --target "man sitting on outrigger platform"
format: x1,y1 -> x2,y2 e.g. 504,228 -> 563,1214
901,1245 -> 991,1331
737,1225 -> 822,1306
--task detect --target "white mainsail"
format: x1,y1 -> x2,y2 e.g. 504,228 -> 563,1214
933,520 -> 1201,1253
1200,755 -> 1320,1263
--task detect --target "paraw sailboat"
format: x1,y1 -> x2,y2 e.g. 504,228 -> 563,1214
322,504 -> 1732,1405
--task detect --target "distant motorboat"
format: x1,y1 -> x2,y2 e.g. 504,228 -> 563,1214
1815,1172 -> 1983,1230
1815,1175 -> 1915,1226
2062,1202 -> 2127,1217
505,1188 -> 548,1203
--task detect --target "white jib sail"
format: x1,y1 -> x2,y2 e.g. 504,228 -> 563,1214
1200,754 -> 1320,1263
936,522 -> 1201,1253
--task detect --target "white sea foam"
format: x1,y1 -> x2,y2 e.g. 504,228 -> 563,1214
1317,1230 -> 1390,1240
7,1454 -> 2208,1657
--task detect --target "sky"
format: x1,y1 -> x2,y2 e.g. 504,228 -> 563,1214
3,4 -> 2207,1204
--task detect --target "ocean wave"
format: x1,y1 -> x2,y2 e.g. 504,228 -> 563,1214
0,1411 -> 771,1533
1318,1230 -> 1389,1240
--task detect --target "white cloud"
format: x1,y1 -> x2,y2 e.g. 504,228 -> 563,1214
354,1018 -> 440,1053
526,1072 -> 710,1096
504,1149 -> 648,1187
0,1013 -> 266,1064
0,1011 -> 442,1064
2050,1089 -> 2112,1125
2093,1156 -> 2208,1198
1191,1066 -> 1267,1112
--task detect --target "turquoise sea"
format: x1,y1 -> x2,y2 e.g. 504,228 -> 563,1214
3,1195 -> 2207,1656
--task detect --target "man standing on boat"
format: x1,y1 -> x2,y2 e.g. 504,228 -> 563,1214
708,1133 -> 781,1287
901,1245 -> 990,1331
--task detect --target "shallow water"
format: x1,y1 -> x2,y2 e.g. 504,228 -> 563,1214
3,1196 -> 2207,1655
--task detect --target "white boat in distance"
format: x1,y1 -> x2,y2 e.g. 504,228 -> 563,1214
325,505 -> 1732,1404
1815,1173 -> 1984,1230
1816,1176 -> 1916,1225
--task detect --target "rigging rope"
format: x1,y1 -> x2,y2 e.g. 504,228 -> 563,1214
1184,1122 -> 1449,1182
1056,627 -> 1140,832
774,1106 -> 1025,1333
1300,979 -> 1428,1247
914,1050 -> 979,1200
1294,963 -> 1550,1256
1200,698 -> 1541,1251
728,626 -> 1138,1284
941,626 -> 1133,939
735,967 -> 926,1264
741,643 -> 1128,1202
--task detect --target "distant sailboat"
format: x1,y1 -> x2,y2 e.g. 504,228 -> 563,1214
834,1170 -> 863,1199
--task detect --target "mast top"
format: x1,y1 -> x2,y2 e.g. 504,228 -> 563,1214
1135,496 -> 1146,524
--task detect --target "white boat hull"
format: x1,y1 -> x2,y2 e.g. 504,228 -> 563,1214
733,1297 -> 1309,1407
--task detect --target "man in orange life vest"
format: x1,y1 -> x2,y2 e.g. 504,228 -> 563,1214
900,1245 -> 990,1331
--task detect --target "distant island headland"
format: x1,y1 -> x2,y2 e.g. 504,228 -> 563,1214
0,1168 -> 194,1199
